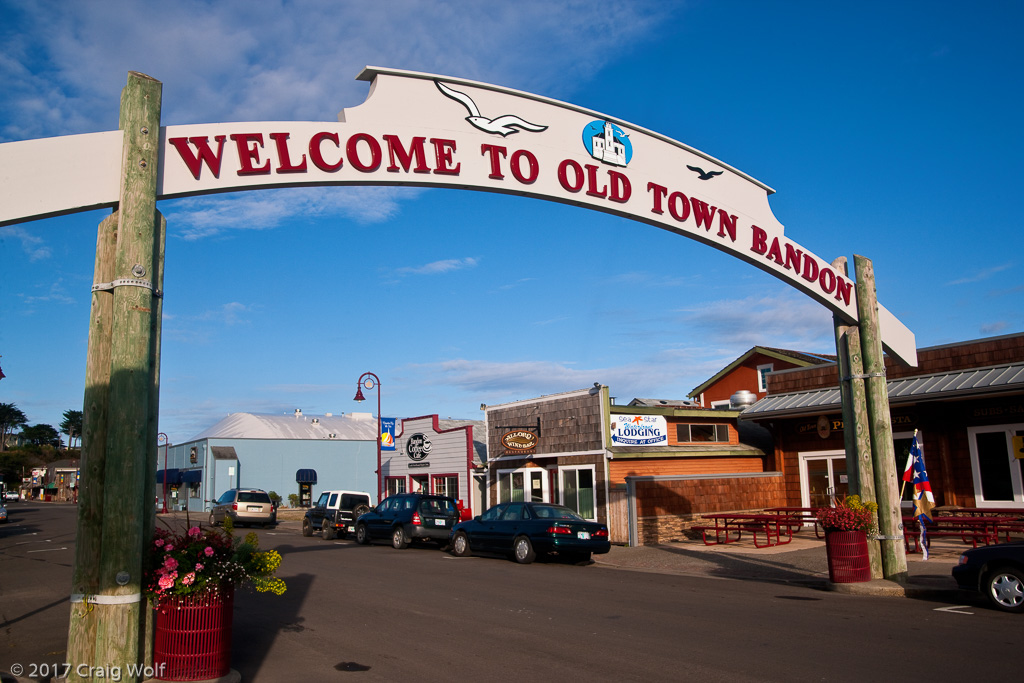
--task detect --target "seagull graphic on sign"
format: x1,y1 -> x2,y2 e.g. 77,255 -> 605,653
435,81 -> 548,136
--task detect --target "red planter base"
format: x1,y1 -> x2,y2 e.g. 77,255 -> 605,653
824,530 -> 871,583
153,586 -> 234,681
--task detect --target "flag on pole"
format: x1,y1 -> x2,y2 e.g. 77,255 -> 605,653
907,432 -> 935,559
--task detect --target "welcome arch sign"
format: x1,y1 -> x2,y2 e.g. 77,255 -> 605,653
3,69 -> 914,677
2,66 -> 915,365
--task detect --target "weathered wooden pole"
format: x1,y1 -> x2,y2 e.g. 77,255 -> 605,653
67,212 -> 119,670
831,257 -> 882,578
854,254 -> 907,581
66,72 -> 163,681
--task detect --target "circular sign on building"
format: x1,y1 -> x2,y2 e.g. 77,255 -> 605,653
406,433 -> 432,461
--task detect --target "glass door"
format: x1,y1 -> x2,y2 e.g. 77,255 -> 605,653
801,452 -> 848,508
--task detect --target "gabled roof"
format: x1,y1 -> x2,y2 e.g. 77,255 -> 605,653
740,362 -> 1024,419
688,346 -> 836,398
627,398 -> 701,408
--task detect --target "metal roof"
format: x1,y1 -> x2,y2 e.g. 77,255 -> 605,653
741,362 -> 1024,419
191,412 -> 380,441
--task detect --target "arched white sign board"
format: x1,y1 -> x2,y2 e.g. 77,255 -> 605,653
0,66 -> 916,365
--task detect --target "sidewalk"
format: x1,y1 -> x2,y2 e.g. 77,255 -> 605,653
594,533 -> 964,598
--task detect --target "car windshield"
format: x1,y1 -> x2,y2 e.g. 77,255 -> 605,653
238,491 -> 271,504
531,505 -> 583,520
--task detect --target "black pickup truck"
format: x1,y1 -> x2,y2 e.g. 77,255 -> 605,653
302,490 -> 373,540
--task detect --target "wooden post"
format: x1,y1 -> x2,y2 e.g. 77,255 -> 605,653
141,210 -> 165,666
67,212 -> 118,671
854,255 -> 908,581
832,258 -> 881,578
85,72 -> 163,679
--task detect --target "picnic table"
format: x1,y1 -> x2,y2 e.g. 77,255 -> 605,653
764,506 -> 823,538
903,514 -> 1023,553
694,513 -> 800,548
933,506 -> 1024,519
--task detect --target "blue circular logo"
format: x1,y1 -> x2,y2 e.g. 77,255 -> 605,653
582,120 -> 632,167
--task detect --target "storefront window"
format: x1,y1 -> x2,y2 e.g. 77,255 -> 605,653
432,474 -> 458,499
560,466 -> 596,520
410,474 -> 429,493
385,476 -> 407,498
498,469 -> 548,504
968,425 -> 1024,505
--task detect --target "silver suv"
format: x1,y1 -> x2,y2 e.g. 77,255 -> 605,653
210,488 -> 276,528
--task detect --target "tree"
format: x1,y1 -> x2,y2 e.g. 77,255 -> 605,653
0,403 -> 28,451
60,409 -> 83,449
21,423 -> 61,448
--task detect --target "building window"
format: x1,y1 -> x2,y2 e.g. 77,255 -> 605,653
498,468 -> 548,504
410,474 -> 429,493
676,423 -> 729,443
385,476 -> 407,498
432,474 -> 459,500
968,424 -> 1024,505
757,363 -> 773,392
559,465 -> 596,520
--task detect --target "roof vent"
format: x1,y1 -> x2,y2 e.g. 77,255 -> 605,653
312,418 -> 320,425
730,390 -> 757,410
294,408 -> 302,417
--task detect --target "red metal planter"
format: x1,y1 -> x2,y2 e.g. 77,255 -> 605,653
153,586 -> 234,681
824,529 -> 871,583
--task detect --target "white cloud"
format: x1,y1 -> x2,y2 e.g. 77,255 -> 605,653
946,263 -> 1014,286
395,257 -> 479,276
674,293 -> 835,351
0,225 -> 52,261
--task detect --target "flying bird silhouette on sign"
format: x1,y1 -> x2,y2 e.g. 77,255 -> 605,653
687,165 -> 723,180
435,81 -> 548,136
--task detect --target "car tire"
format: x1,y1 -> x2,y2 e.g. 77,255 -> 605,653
355,523 -> 370,545
353,504 -> 371,518
513,536 -> 536,564
323,525 -> 336,541
451,531 -> 471,557
392,526 -> 409,549
209,512 -> 218,527
984,566 -> 1024,613
301,519 -> 313,537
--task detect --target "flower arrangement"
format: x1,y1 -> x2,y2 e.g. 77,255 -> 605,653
145,523 -> 286,607
816,495 -> 878,534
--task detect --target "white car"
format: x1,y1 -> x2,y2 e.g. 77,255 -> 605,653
3,491 -> 17,502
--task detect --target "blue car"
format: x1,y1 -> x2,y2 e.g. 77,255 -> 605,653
450,502 -> 610,564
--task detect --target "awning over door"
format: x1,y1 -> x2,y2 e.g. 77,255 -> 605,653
181,469 -> 203,484
156,468 -> 181,485
295,469 -> 317,484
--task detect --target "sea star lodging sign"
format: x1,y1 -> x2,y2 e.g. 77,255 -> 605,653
0,66 -> 916,365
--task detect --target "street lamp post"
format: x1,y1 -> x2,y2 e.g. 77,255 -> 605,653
158,432 -> 169,513
353,372 -> 382,502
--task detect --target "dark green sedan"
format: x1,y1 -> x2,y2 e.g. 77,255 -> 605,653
449,502 -> 610,564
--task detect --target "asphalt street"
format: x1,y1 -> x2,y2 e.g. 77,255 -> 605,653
2,503 -> 1021,683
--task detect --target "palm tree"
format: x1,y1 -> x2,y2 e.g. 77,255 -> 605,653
0,403 -> 28,452
60,409 -> 83,449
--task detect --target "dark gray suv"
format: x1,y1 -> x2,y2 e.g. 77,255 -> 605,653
354,493 -> 459,549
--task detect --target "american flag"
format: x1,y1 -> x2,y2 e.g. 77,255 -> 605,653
905,433 -> 935,558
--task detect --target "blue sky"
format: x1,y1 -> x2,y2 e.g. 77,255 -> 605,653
1,1 -> 1021,444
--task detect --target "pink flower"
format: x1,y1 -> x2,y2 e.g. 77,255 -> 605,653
195,563 -> 204,571
182,572 -> 196,586
164,544 -> 174,552
154,539 -> 165,548
163,556 -> 178,571
204,547 -> 214,557
188,526 -> 201,538
158,573 -> 176,590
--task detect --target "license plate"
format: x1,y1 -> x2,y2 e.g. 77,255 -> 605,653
247,506 -> 261,512
347,525 -> 355,532
434,519 -> 446,526
577,531 -> 591,540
